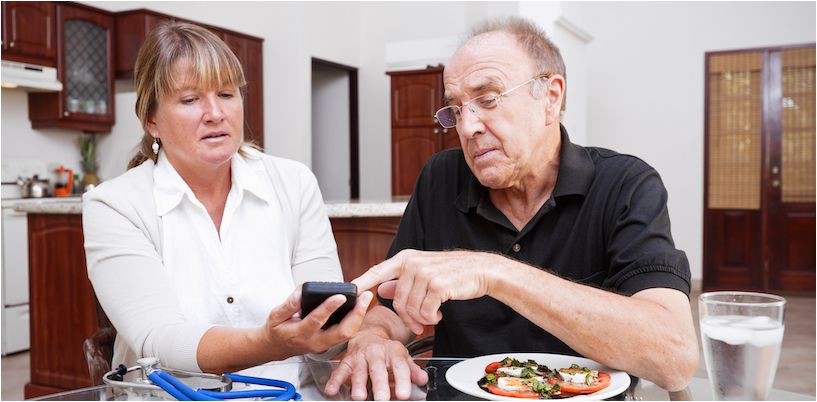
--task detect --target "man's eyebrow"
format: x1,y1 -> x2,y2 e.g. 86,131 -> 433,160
443,77 -> 504,106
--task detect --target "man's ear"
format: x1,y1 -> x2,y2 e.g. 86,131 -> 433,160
544,75 -> 565,126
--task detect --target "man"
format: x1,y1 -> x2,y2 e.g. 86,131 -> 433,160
325,16 -> 698,401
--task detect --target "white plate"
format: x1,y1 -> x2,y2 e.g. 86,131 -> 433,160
445,353 -> 631,400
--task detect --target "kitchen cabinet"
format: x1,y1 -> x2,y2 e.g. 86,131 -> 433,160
24,214 -> 99,399
330,217 -> 401,281
1,2 -> 57,66
114,10 -> 265,148
28,2 -> 115,133
388,67 -> 459,196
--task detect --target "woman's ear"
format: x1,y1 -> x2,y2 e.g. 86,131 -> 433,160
145,116 -> 159,138
544,74 -> 565,126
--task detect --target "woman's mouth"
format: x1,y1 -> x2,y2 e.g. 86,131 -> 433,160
202,131 -> 229,142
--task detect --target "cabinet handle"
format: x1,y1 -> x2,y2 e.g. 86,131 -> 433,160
64,111 -> 69,117
9,42 -> 14,48
771,165 -> 780,175
442,128 -> 448,134
433,128 -> 440,134
772,179 -> 780,188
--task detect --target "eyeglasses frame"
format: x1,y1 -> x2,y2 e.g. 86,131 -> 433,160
434,73 -> 551,129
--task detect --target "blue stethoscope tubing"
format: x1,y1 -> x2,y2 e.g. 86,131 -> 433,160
147,370 -> 302,401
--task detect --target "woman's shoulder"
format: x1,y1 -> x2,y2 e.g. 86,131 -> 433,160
244,147 -> 315,181
82,161 -> 155,207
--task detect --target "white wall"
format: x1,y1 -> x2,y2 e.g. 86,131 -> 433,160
311,65 -> 350,201
571,1 -> 816,280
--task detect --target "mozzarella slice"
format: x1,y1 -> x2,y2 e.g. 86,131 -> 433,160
496,376 -> 546,392
496,367 -> 524,377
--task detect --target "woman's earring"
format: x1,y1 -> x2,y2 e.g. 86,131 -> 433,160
152,138 -> 160,155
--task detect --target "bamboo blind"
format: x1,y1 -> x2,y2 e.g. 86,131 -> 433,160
781,47 -> 816,203
708,52 -> 763,210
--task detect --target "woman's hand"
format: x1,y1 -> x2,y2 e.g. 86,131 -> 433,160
263,288 -> 373,358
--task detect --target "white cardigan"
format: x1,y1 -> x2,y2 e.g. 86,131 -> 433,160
83,148 -> 342,372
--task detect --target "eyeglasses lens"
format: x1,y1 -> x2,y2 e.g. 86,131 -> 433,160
436,108 -> 457,128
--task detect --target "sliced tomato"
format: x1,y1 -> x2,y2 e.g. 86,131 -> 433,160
558,371 -> 611,394
482,384 -> 540,399
485,362 -> 501,374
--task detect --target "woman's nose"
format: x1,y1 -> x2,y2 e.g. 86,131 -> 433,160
203,95 -> 225,122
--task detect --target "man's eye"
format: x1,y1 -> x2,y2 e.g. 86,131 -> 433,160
478,96 -> 498,109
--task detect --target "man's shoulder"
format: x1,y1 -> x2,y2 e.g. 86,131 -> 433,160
584,146 -> 656,176
423,148 -> 469,176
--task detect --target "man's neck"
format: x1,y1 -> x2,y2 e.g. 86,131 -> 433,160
489,130 -> 561,231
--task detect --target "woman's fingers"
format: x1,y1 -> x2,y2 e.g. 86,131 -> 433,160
267,289 -> 302,325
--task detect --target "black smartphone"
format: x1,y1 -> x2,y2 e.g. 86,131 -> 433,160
300,282 -> 357,329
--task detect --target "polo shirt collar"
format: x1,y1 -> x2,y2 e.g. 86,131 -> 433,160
153,148 -> 274,216
455,124 -> 595,213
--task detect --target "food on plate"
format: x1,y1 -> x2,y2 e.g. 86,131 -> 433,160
477,357 -> 611,399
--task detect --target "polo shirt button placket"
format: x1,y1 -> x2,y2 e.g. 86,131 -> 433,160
512,243 -> 521,252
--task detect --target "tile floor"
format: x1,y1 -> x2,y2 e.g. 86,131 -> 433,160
2,285 -> 814,400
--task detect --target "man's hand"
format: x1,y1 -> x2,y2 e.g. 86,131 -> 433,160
352,249 -> 501,334
324,320 -> 428,400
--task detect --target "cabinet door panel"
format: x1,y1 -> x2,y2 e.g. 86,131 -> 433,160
391,74 -> 441,127
392,127 -> 438,196
2,2 -> 56,66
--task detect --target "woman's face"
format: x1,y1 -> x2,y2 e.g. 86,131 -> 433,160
147,60 -> 244,174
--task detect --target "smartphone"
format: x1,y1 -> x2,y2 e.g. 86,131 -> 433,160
300,282 -> 357,329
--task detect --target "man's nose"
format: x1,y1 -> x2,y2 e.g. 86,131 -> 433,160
457,105 -> 484,139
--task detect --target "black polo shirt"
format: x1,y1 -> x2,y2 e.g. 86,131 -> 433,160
383,125 -> 690,358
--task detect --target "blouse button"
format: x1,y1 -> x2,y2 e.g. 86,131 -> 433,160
227,296 -> 234,304
512,243 -> 521,252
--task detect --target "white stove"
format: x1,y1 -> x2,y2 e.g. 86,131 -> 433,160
0,158 -> 47,355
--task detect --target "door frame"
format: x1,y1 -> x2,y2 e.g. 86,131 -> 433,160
311,57 -> 359,199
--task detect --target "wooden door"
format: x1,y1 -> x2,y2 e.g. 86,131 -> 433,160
389,67 -> 461,196
703,45 -> 815,294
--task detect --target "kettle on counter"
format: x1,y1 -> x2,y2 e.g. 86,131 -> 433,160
17,175 -> 52,198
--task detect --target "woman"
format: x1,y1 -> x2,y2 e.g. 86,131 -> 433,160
82,21 -> 372,382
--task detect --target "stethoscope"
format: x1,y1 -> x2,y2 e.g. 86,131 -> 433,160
103,357 -> 302,400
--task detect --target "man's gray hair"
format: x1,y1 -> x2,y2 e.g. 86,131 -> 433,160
467,16 -> 566,107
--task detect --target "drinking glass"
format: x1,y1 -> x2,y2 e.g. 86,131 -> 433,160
699,291 -> 786,400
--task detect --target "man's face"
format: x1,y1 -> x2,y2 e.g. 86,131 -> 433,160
443,31 -> 560,190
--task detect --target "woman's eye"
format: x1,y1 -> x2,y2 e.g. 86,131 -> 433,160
180,97 -> 197,105
219,92 -> 234,99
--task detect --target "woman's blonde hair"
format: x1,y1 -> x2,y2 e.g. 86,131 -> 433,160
128,21 -> 252,169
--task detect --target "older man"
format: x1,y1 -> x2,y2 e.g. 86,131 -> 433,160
326,16 -> 698,401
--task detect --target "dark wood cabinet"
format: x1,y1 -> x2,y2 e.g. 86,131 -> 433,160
24,214 -> 99,399
388,68 -> 459,196
330,217 -> 401,281
1,1 -> 57,66
28,2 -> 115,133
113,10 -> 264,148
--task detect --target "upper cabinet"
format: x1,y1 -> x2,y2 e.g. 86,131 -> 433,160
114,10 -> 265,147
1,2 -> 57,67
28,2 -> 115,133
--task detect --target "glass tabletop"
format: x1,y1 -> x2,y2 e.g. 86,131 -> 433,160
31,358 -> 812,401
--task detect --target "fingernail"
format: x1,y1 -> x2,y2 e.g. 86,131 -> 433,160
375,391 -> 389,400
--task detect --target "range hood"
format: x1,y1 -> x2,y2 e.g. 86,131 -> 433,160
1,60 -> 63,92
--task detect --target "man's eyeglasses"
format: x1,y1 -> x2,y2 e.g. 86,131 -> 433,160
434,73 -> 550,129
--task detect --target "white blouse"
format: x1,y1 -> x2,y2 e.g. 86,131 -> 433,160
83,147 -> 342,383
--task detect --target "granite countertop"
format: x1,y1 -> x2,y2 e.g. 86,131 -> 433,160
5,196 -> 407,217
